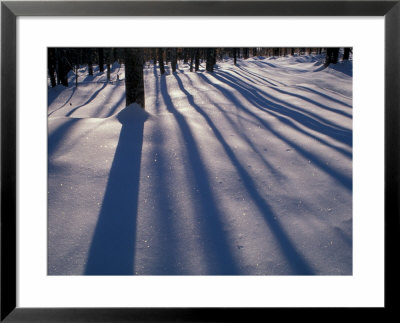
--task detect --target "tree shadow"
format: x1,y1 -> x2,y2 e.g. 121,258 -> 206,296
173,74 -> 315,275
48,87 -> 77,116
182,74 -> 287,181
84,105 -> 148,275
66,83 -> 108,117
267,85 -> 352,119
216,70 -> 352,146
210,72 -> 352,161
159,75 -> 240,275
198,73 -> 352,192
48,118 -> 81,157
295,85 -> 352,109
236,65 -> 284,86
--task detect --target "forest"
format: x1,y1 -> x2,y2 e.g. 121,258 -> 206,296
48,47 -> 352,275
48,47 -> 351,107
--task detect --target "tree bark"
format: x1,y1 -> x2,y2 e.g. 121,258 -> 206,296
189,48 -> 194,72
194,48 -> 200,72
57,49 -> 69,87
171,48 -> 177,73
98,48 -> 104,72
343,48 -> 351,60
124,48 -> 145,108
325,48 -> 340,66
48,48 -> 57,87
158,48 -> 165,75
88,49 -> 93,76
107,63 -> 111,81
206,48 -> 215,72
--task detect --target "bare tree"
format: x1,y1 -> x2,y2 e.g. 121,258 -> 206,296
124,48 -> 145,108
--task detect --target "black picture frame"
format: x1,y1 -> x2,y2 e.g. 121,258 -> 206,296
1,0 -> 399,321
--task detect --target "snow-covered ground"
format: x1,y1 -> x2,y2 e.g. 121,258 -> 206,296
48,55 -> 352,275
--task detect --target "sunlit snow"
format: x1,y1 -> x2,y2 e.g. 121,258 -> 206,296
48,54 -> 352,275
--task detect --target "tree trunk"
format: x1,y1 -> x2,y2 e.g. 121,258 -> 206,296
75,64 -> 78,88
243,48 -> 249,59
48,48 -> 57,87
171,48 -> 177,73
124,48 -> 145,108
206,48 -> 215,72
158,48 -> 165,75
57,49 -> 69,87
325,48 -> 340,66
189,48 -> 194,72
107,63 -> 111,81
98,48 -> 104,73
152,48 -> 157,66
113,48 -> 119,63
183,48 -> 188,64
195,48 -> 200,72
88,49 -> 93,76
343,48 -> 351,60
233,48 -> 237,65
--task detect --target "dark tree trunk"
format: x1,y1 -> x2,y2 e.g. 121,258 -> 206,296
206,48 -> 215,72
171,48 -> 177,73
233,48 -> 237,65
183,48 -> 188,64
88,49 -> 93,76
113,48 -> 119,63
343,47 -> 351,60
75,64 -> 78,88
189,48 -> 194,72
98,48 -> 104,72
243,48 -> 249,59
158,48 -> 165,75
48,48 -> 57,87
291,48 -> 295,56
57,49 -> 69,87
124,48 -> 145,108
325,48 -> 340,66
107,63 -> 111,81
195,48 -> 200,72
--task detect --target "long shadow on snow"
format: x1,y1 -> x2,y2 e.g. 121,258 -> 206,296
66,82 -> 108,117
48,118 -> 81,158
182,74 -> 287,181
237,66 -> 284,87
48,87 -> 77,116
160,75 -> 240,275
174,74 -> 314,275
84,105 -> 147,275
217,71 -> 352,146
295,86 -> 352,108
210,73 -> 353,162
211,72 -> 352,160
237,65 -> 352,115
143,129 -> 184,274
199,73 -> 352,192
268,85 -> 352,119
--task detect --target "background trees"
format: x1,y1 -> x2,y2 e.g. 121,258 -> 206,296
48,47 -> 351,112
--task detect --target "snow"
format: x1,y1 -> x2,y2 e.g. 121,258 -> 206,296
48,55 -> 352,275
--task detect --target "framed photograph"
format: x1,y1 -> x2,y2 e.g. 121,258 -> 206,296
1,0 -> 398,321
